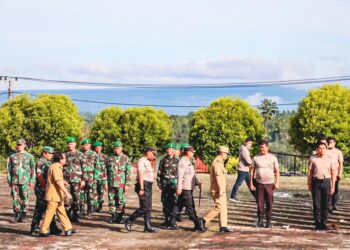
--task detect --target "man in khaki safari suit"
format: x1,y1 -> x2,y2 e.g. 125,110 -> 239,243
199,146 -> 233,233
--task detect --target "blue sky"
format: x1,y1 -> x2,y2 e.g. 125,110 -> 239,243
0,0 -> 350,114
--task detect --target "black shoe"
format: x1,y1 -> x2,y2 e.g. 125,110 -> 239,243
124,219 -> 132,232
144,220 -> 159,233
50,221 -> 62,235
71,213 -> 80,223
39,232 -> 50,237
220,227 -> 233,233
64,229 -> 76,236
116,213 -> 125,224
195,218 -> 206,232
315,221 -> 322,230
167,223 -> 179,230
19,212 -> 26,223
11,213 -> 21,223
30,228 -> 40,237
177,214 -> 183,222
265,220 -> 272,228
257,216 -> 264,228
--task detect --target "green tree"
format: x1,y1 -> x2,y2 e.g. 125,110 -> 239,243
189,97 -> 265,164
258,98 -> 279,130
171,112 -> 192,143
90,106 -> 173,160
120,107 -> 172,160
0,94 -> 84,156
89,106 -> 123,154
289,84 -> 350,155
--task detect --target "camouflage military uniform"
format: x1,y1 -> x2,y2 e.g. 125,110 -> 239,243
94,153 -> 108,209
7,151 -> 35,216
81,149 -> 98,214
64,150 -> 86,219
157,155 -> 179,224
107,153 -> 132,222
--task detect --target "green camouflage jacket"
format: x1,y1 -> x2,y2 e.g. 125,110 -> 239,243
64,150 -> 86,183
94,153 -> 108,184
7,151 -> 36,185
82,149 -> 98,182
35,156 -> 51,192
157,155 -> 179,189
107,154 -> 132,188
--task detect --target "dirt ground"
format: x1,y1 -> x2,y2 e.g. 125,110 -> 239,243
1,174 -> 350,249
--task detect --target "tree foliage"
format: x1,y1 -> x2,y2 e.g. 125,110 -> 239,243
289,84 -> 350,155
89,106 -> 123,154
0,94 -> 84,156
171,113 -> 192,143
90,106 -> 173,160
258,98 -> 279,129
189,97 -> 265,164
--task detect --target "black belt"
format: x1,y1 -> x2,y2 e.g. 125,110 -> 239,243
312,178 -> 330,183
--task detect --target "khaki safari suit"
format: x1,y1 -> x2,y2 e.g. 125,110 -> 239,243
40,163 -> 73,234
203,156 -> 228,227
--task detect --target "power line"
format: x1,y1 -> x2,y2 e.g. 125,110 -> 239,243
1,75 -> 350,88
12,91 -> 299,108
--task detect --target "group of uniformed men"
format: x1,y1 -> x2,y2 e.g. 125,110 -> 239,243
6,135 -> 344,237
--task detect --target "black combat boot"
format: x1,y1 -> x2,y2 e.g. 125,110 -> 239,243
50,220 -> 63,235
124,218 -> 132,232
195,218 -> 206,232
19,212 -> 26,223
161,215 -> 169,226
177,214 -> 183,222
116,213 -> 125,224
220,227 -> 234,233
80,205 -> 86,217
144,219 -> 159,233
96,202 -> 103,213
265,219 -> 272,228
71,212 -> 80,223
167,217 -> 179,230
109,213 -> 117,224
257,216 -> 264,228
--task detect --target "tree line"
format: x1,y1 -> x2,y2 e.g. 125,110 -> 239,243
0,84 -> 349,163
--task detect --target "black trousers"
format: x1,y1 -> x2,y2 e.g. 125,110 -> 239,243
312,179 -> 330,224
161,187 -> 177,219
329,179 -> 340,208
129,181 -> 153,222
171,190 -> 198,224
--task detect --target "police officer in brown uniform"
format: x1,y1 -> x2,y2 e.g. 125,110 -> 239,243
308,142 -> 336,230
124,147 -> 159,233
200,146 -> 233,233
249,140 -> 280,228
327,137 -> 343,212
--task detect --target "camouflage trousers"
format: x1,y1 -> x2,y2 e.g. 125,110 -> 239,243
10,184 -> 29,213
80,181 -> 97,207
108,187 -> 126,214
67,182 -> 81,213
161,187 -> 177,218
96,180 -> 105,205
30,189 -> 57,230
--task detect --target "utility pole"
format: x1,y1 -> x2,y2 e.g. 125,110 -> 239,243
8,79 -> 13,100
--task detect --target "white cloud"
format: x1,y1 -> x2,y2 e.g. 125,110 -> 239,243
245,93 -> 284,106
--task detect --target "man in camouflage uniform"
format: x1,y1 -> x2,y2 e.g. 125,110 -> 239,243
93,141 -> 108,213
107,141 -> 132,224
30,146 -> 62,236
80,138 -> 98,217
7,139 -> 35,223
64,136 -> 86,222
174,144 -> 181,158
157,143 -> 179,227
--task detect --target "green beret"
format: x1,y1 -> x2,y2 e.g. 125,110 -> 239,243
93,141 -> 103,147
180,143 -> 189,150
66,137 -> 76,143
81,138 -> 91,145
16,139 -> 26,145
165,143 -> 176,149
112,140 -> 123,148
43,146 -> 54,154
174,144 -> 181,150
